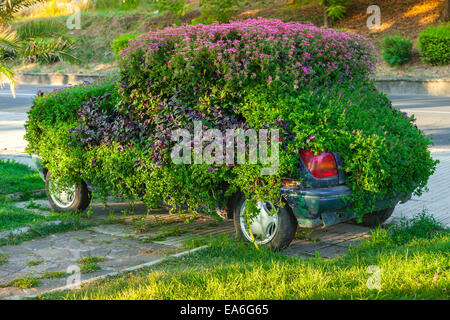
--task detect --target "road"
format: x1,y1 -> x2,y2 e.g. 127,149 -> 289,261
0,85 -> 62,152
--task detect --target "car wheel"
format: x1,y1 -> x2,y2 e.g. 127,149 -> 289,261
45,171 -> 91,213
359,206 -> 396,227
233,195 -> 297,249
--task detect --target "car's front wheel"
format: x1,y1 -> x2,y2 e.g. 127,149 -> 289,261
233,195 -> 297,249
45,171 -> 91,213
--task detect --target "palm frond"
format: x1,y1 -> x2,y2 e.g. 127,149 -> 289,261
0,0 -> 46,22
20,37 -> 79,64
0,59 -> 16,97
0,25 -> 19,54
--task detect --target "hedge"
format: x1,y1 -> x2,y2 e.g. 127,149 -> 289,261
418,23 -> 450,66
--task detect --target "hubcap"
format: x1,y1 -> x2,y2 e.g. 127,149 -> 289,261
239,200 -> 279,245
49,180 -> 76,209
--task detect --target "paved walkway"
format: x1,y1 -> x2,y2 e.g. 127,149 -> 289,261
390,151 -> 450,227
0,200 -> 235,299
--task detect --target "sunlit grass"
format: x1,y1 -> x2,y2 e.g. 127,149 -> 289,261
16,0 -> 156,20
17,0 -> 91,20
43,212 -> 449,300
0,160 -> 44,196
0,203 -> 48,231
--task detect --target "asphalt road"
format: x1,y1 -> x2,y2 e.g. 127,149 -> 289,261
0,85 -> 62,113
1,85 -> 450,152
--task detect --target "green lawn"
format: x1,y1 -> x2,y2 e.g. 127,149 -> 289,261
0,203 -> 49,231
43,212 -> 449,300
0,201 -> 92,246
0,160 -> 44,196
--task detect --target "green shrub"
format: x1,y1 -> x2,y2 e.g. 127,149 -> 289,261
151,0 -> 191,18
111,33 -> 141,58
193,0 -> 241,24
25,79 -> 119,160
418,23 -> 450,65
25,20 -> 437,219
326,0 -> 349,23
91,0 -> 140,11
381,35 -> 412,67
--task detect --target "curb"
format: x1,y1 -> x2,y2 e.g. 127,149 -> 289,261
16,72 -> 108,86
0,220 -> 61,240
3,245 -> 208,300
3,189 -> 46,201
374,78 -> 450,96
16,72 -> 450,96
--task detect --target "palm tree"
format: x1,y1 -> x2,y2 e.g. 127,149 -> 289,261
1,0 -> 45,94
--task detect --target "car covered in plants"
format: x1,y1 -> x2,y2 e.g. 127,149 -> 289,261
26,19 -> 437,249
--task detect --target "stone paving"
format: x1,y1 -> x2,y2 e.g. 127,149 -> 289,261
284,224 -> 371,259
0,200 -> 236,299
389,152 -> 450,228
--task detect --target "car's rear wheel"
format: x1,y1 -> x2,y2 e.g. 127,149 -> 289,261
359,206 -> 396,227
233,195 -> 297,249
45,171 -> 91,213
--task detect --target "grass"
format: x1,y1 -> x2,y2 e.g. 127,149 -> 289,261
0,203 -> 49,231
10,0 -> 322,75
0,160 -> 44,196
41,271 -> 68,279
27,259 -> 45,266
43,212 -> 449,300
0,217 -> 91,247
0,253 -> 9,265
76,256 -> 106,274
0,277 -> 41,289
0,271 -> 68,289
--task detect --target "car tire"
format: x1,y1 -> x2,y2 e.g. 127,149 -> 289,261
359,206 -> 395,227
45,171 -> 91,213
232,194 -> 297,250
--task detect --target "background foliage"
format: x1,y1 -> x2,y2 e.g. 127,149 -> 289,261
418,23 -> 450,66
381,35 -> 412,67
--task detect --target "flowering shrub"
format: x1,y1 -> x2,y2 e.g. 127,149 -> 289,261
119,19 -> 375,106
111,33 -> 142,59
26,19 -> 436,218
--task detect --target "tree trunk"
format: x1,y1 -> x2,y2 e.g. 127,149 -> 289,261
443,0 -> 449,21
323,0 -> 328,27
